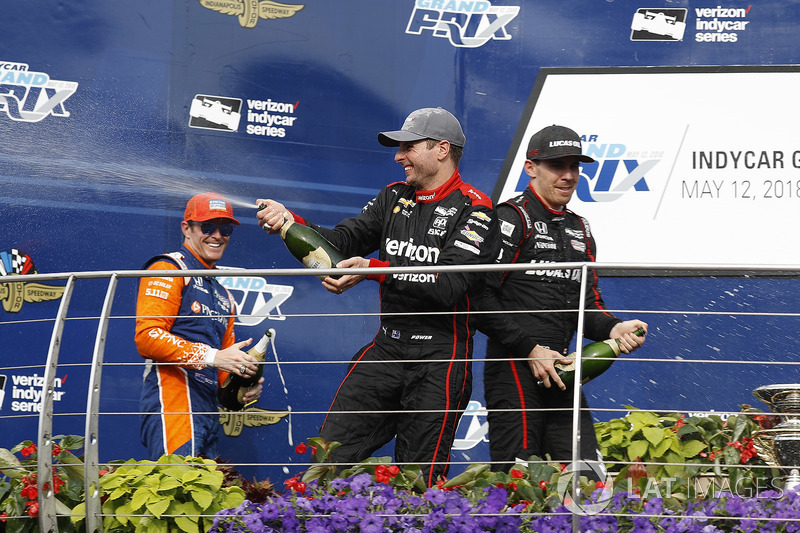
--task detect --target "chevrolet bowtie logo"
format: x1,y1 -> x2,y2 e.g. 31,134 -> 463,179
398,198 -> 416,208
198,0 -> 305,28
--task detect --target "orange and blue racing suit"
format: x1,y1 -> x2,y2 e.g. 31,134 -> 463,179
135,243 -> 236,460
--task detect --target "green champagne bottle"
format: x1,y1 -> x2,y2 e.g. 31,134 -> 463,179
258,204 -> 345,279
217,329 -> 273,411
551,327 -> 646,387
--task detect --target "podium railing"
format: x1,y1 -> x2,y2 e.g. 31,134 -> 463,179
3,261 -> 800,532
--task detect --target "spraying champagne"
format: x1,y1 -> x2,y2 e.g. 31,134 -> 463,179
258,203 -> 345,279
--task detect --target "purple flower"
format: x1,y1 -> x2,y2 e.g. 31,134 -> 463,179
280,506 -> 300,532
424,487 -> 446,505
644,497 -> 663,516
359,514 -> 383,533
260,503 -> 280,521
348,473 -> 373,493
423,508 -> 447,529
329,478 -> 348,491
632,515 -> 657,532
451,512 -> 476,532
329,511 -> 348,530
305,517 -> 330,533
243,513 -> 266,533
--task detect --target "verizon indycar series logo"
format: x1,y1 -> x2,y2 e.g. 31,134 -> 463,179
631,5 -> 753,43
0,60 -> 78,123
406,0 -> 520,48
189,95 -> 243,131
630,8 -> 688,40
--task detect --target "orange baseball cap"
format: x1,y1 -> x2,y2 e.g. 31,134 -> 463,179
184,192 -> 240,224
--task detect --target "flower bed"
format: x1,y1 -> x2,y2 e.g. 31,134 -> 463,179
211,472 -> 800,532
1,404 -> 796,533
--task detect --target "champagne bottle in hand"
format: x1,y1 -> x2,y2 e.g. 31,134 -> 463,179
259,203 -> 345,279
549,327 -> 646,387
218,329 -> 274,411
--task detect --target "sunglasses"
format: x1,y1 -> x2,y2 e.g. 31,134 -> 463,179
190,221 -> 235,237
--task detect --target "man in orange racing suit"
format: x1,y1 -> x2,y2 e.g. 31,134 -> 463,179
136,192 -> 263,460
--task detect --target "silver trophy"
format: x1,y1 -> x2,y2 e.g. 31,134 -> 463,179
752,384 -> 800,491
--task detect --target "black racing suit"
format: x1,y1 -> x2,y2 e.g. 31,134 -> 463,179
478,185 -> 620,473
295,169 -> 498,486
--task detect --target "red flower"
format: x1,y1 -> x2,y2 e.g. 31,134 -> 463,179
52,474 -> 65,494
51,444 -> 62,456
388,465 -> 400,477
20,444 -> 36,457
294,443 -> 307,454
25,500 -> 39,517
510,469 -> 524,479
1,511 -> 7,522
283,475 -> 307,494
375,465 -> 391,483
538,481 -> 548,490
508,482 -> 518,491
596,481 -> 606,489
20,473 -> 38,500
730,437 -> 758,464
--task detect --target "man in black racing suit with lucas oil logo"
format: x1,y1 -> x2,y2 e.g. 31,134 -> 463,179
478,125 -> 648,475
257,108 -> 498,486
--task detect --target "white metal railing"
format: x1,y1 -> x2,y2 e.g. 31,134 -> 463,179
2,261 -> 800,532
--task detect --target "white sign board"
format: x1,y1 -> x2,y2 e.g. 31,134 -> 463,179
493,66 -> 800,266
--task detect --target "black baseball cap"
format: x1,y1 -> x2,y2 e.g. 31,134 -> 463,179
526,125 -> 595,163
378,107 -> 466,148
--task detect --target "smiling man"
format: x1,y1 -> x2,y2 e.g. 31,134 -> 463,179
478,125 -> 648,475
257,107 -> 499,485
135,192 -> 263,460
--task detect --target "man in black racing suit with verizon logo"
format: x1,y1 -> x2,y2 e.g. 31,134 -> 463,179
257,107 -> 498,486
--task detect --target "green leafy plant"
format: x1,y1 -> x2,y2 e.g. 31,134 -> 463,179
70,454 -> 245,533
0,435 -> 89,533
595,404 -> 780,499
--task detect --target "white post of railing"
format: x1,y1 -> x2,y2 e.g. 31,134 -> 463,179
37,275 -> 76,533
570,264 -> 589,533
84,274 -> 118,533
